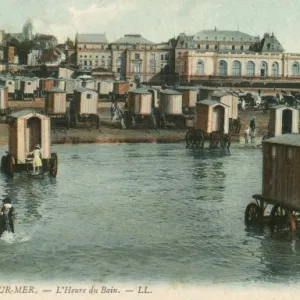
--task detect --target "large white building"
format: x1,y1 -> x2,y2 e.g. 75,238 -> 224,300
75,29 -> 300,84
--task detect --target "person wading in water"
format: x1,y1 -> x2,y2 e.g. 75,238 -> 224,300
0,197 -> 16,236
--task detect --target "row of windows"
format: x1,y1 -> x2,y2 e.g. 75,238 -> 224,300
80,55 -> 111,59
197,44 -> 247,51
196,60 -> 281,76
195,36 -> 254,41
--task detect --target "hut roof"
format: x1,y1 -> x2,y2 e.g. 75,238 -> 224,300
47,87 -> 65,93
10,109 -> 44,119
211,91 -> 233,97
174,86 -> 198,91
269,105 -> 298,111
160,89 -> 182,95
263,134 -> 300,147
197,99 -> 229,107
130,89 -> 150,94
74,88 -> 96,93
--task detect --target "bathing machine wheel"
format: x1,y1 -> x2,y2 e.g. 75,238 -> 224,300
269,204 -> 298,234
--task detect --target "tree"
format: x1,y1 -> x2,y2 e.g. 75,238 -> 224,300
8,38 -> 35,65
65,37 -> 74,48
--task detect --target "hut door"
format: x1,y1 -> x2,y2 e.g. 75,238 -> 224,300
27,117 -> 42,152
213,106 -> 225,132
282,109 -> 292,134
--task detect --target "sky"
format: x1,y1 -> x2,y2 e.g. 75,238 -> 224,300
0,0 -> 299,52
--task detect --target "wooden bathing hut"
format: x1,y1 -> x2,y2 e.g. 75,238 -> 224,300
45,87 -> 70,129
112,81 -> 129,100
0,77 -> 16,100
54,78 -> 66,91
0,85 -> 11,121
185,100 -> 230,149
126,89 -> 157,128
40,77 -> 55,96
64,79 -> 77,101
198,86 -> 217,101
268,105 -> 299,137
70,88 -> 100,129
13,76 -> 23,99
20,78 -> 35,100
82,79 -> 96,90
0,110 -> 58,177
159,89 -> 185,128
98,81 -> 114,97
31,77 -> 40,97
211,91 -> 240,133
245,134 -> 300,234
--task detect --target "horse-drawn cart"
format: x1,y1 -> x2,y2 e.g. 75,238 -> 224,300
245,135 -> 300,234
0,110 -> 58,177
185,100 -> 231,149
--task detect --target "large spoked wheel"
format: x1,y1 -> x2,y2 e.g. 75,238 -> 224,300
270,204 -> 296,234
245,203 -> 263,226
49,153 -> 58,177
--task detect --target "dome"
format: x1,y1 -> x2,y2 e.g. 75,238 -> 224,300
193,29 -> 259,42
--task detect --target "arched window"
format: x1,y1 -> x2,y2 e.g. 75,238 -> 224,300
214,44 -> 218,50
218,60 -> 228,76
260,61 -> 268,77
232,45 -> 235,50
246,61 -> 255,76
196,60 -> 204,74
292,62 -> 299,76
272,62 -> 279,76
232,60 -> 241,76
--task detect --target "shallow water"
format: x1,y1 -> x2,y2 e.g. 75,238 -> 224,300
0,143 -> 299,284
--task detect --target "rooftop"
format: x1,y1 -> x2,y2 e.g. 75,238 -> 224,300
112,34 -> 153,45
263,134 -> 300,147
77,33 -> 108,44
193,29 -> 259,42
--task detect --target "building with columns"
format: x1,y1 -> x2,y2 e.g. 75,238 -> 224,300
174,29 -> 300,84
75,29 -> 300,85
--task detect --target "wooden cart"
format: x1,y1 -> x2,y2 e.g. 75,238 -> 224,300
185,100 -> 231,149
245,135 -> 300,235
0,110 -> 58,177
211,91 -> 240,134
70,88 -> 100,130
0,77 -> 16,100
44,87 -> 70,130
124,89 -> 157,129
159,89 -> 186,128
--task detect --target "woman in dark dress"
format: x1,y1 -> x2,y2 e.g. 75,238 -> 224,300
0,197 -> 16,236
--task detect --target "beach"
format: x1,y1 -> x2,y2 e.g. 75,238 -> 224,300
0,98 -> 270,146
